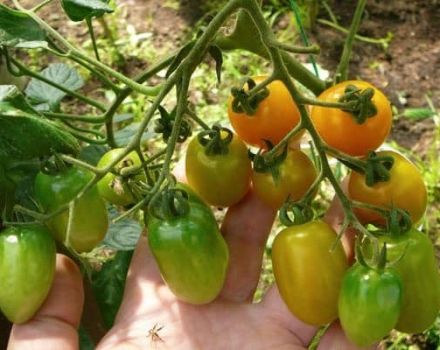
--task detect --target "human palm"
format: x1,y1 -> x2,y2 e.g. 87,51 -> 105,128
7,191 -> 368,350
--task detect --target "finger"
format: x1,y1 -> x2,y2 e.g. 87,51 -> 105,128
317,321 -> 377,350
113,235 -> 167,324
219,189 -> 277,302
260,286 -> 317,346
324,178 -> 357,264
8,255 -> 84,350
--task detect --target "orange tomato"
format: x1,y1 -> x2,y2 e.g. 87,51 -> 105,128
311,80 -> 392,156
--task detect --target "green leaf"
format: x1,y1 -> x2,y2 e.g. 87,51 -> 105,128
25,63 -> 84,112
91,250 -> 134,328
208,45 -> 223,83
102,207 -> 142,250
0,4 -> 46,48
401,108 -> 436,121
114,122 -> 154,147
79,145 -> 108,166
0,86 -> 80,161
61,0 -> 114,22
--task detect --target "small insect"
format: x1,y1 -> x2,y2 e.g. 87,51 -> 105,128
147,323 -> 165,344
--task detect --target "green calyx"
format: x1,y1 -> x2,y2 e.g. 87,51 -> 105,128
250,143 -> 288,182
339,84 -> 378,124
148,187 -> 190,221
230,78 -> 270,115
279,201 -> 314,227
386,208 -> 412,238
197,125 -> 233,156
154,105 -> 192,143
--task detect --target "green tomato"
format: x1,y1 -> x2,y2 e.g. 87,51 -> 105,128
379,228 -> 440,333
97,149 -> 144,206
34,166 -> 108,253
0,225 -> 56,324
146,191 -> 229,304
338,264 -> 402,347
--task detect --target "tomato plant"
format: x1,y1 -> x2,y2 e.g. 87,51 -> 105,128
97,148 -> 144,206
271,220 -> 348,326
186,130 -> 251,207
379,229 -> 440,334
311,80 -> 392,156
338,263 -> 402,347
34,166 -> 109,253
348,151 -> 428,225
252,148 -> 317,209
227,76 -> 302,148
0,225 -> 56,324
146,188 -> 229,304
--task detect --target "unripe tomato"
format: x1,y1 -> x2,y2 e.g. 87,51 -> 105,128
338,264 -> 402,347
185,132 -> 251,207
227,76 -> 301,148
272,220 -> 348,325
379,229 -> 440,333
97,148 -> 144,206
252,149 -> 317,209
34,166 -> 108,252
146,190 -> 229,304
0,225 -> 56,324
348,151 -> 427,225
311,80 -> 392,156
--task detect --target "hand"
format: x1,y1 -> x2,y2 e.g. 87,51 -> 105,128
7,190 -> 373,350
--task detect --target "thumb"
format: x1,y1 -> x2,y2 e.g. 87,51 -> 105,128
7,254 -> 84,350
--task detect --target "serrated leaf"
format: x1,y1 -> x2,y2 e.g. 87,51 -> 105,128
91,250 -> 133,328
114,122 -> 154,147
25,63 -> 84,112
0,4 -> 46,48
0,86 -> 80,161
402,108 -> 436,121
61,0 -> 113,22
101,207 -> 142,250
208,45 -> 223,83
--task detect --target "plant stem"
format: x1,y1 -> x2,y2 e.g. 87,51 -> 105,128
334,0 -> 367,81
86,18 -> 101,62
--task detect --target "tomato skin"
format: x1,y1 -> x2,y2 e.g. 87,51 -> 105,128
0,225 -> 56,324
186,133 -> 251,207
146,192 -> 229,304
348,151 -> 427,225
311,80 -> 392,156
338,264 -> 402,347
379,229 -> 440,333
252,149 -> 317,209
34,166 -> 108,253
227,76 -> 301,148
97,148 -> 143,206
271,220 -> 348,325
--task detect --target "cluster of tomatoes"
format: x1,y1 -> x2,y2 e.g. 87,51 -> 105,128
181,77 -> 440,346
0,76 -> 438,349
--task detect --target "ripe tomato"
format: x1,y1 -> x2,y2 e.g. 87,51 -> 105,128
0,225 -> 56,323
97,148 -> 144,206
379,228 -> 440,333
146,188 -> 229,304
252,149 -> 317,209
272,220 -> 348,325
338,263 -> 402,347
227,76 -> 301,148
311,80 -> 392,156
34,166 -> 109,252
348,151 -> 427,225
185,132 -> 251,207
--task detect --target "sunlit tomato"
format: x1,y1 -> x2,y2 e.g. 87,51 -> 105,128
186,132 -> 251,207
227,76 -> 301,148
348,151 -> 427,225
272,220 -> 348,325
252,149 -> 317,209
311,80 -> 392,156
